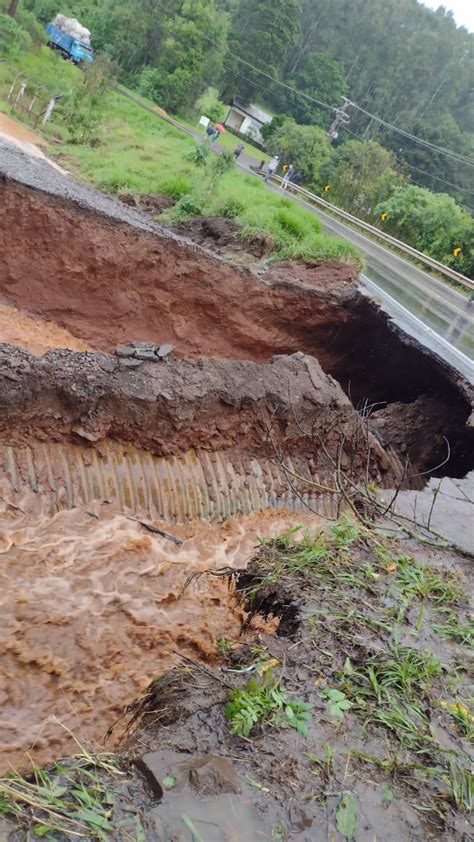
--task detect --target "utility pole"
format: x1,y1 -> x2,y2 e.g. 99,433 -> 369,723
328,97 -> 351,142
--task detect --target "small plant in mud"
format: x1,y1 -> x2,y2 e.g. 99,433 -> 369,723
393,556 -> 463,605
216,635 -> 234,656
225,672 -> 312,738
439,699 -> 474,741
433,609 -> 473,646
319,687 -> 353,722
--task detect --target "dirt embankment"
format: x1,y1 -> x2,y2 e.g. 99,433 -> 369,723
2,175 -> 471,410
2,173 -> 474,479
0,345 -> 383,468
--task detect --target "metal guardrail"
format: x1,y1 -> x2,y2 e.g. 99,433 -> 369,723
270,175 -> 474,291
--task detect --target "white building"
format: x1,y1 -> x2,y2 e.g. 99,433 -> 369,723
224,98 -> 272,144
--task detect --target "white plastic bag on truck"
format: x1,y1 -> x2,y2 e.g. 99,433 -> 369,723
53,14 -> 91,45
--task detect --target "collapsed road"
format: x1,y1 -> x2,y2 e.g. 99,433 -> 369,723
0,136 -> 473,840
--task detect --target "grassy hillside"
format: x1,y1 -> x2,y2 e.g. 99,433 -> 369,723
0,40 -> 361,268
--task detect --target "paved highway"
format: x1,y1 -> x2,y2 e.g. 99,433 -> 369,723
254,170 -> 474,383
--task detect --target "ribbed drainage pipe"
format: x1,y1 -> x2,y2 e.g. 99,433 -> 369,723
1,442 -> 416,523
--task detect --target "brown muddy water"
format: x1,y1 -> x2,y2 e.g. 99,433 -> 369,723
0,498 -> 316,773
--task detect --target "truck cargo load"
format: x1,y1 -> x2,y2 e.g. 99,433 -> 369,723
53,14 -> 91,46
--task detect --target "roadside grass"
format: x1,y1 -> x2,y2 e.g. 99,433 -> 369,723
0,45 -> 360,267
233,517 -> 472,821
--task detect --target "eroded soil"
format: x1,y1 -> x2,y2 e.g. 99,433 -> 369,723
0,141 -> 473,841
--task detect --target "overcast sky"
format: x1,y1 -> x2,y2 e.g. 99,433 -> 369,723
423,1 -> 474,31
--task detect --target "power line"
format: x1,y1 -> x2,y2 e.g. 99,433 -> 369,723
345,100 -> 474,168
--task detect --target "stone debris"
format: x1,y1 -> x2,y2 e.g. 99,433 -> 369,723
115,342 -> 174,362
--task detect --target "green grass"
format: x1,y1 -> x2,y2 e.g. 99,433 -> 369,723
0,45 -> 360,267
394,556 -> 462,605
0,751 -> 129,839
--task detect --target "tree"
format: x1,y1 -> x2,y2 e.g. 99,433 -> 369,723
222,0 -> 301,102
276,51 -> 347,126
376,186 -> 474,278
321,140 -> 403,219
267,120 -> 331,185
6,0 -> 19,16
260,113 -> 292,142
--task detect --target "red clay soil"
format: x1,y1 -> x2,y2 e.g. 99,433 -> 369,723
4,178 -> 473,418
0,180 -> 356,366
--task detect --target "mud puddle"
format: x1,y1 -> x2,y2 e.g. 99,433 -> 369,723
0,502 -> 319,773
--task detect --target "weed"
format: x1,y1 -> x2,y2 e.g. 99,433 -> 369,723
395,557 -> 462,605
433,609 -> 473,646
216,636 -> 234,656
225,674 -> 312,738
336,792 -> 358,838
445,760 -> 473,812
173,193 -> 204,218
251,516 -> 368,594
185,142 -> 210,167
159,174 -> 192,199
0,753 -> 123,839
319,687 -> 353,721
439,699 -> 474,740
215,197 -> 245,219
345,645 -> 443,709
369,700 -> 430,748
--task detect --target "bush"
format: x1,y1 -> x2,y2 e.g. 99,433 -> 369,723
159,175 -> 192,199
215,197 -> 245,219
274,207 -> 308,239
174,193 -> 204,218
0,11 -> 31,54
194,86 -> 226,123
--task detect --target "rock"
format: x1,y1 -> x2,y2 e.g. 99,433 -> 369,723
115,344 -> 133,357
71,425 -> 102,442
157,344 -> 174,359
133,348 -> 158,361
133,754 -> 164,800
188,756 -> 241,796
119,357 -> 144,368
288,804 -> 313,831
134,752 -> 241,800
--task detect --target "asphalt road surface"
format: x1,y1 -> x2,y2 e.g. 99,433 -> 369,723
236,154 -> 474,384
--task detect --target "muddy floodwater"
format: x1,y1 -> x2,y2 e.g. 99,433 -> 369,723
0,500 -> 312,773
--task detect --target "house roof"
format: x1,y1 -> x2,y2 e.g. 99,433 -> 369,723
231,98 -> 272,125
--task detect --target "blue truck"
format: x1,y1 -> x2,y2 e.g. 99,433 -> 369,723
45,22 -> 94,64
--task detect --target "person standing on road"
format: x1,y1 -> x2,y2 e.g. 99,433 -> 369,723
234,142 -> 244,159
280,164 -> 295,189
264,155 -> 279,182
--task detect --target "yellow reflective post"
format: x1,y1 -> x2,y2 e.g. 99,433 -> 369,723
453,247 -> 462,257
380,211 -> 388,222
323,184 -> 331,192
